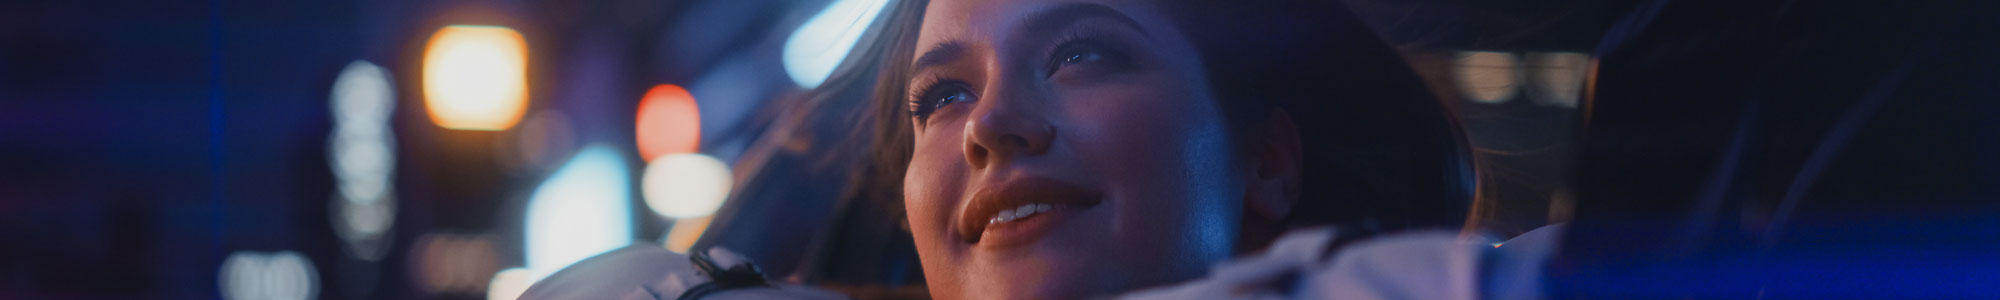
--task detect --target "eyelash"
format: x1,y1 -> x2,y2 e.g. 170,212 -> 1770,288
907,32 -> 1125,124
1044,32 -> 1110,76
907,74 -> 964,124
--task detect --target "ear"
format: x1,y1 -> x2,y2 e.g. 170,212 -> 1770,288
1245,109 -> 1303,223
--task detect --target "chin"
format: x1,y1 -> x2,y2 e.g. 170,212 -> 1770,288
964,278 -> 1095,300
966,260 -> 1129,300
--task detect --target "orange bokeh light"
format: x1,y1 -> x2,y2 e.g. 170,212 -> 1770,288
662,216 -> 712,253
636,84 -> 701,160
422,25 -> 529,131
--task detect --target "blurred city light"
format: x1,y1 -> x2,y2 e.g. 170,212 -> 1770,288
501,111 -> 578,173
485,268 -> 533,300
781,0 -> 892,89
1452,51 -> 1523,104
663,216 -> 713,253
327,61 -> 398,261
408,233 -> 501,294
641,153 -> 732,219
1525,52 -> 1589,108
330,61 -> 397,205
330,197 -> 396,260
219,251 -> 319,300
524,145 -> 635,282
635,84 -> 701,160
422,25 -> 530,131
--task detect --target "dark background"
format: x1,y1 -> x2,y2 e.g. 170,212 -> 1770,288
30,0 -> 1975,298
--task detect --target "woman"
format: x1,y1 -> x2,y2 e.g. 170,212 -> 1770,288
521,0 -> 1478,298
870,0 -> 1475,298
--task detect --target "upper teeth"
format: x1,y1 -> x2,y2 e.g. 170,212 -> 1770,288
989,203 -> 1053,224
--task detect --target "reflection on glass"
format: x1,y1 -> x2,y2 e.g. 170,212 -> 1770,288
1453,51 -> 1524,104
1525,52 -> 1589,108
782,0 -> 892,89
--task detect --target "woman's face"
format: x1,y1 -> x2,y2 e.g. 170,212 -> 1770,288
902,0 -> 1251,298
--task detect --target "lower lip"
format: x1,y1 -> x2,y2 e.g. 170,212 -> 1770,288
977,205 -> 1081,248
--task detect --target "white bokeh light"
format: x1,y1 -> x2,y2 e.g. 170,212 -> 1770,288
328,60 -> 398,261
641,153 -> 733,219
524,145 -> 635,282
329,61 -> 397,206
331,62 -> 395,135
781,0 -> 892,89
219,251 -> 319,300
329,194 -> 396,260
486,268 -> 533,300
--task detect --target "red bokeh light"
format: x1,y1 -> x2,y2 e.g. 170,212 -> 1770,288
636,84 -> 701,160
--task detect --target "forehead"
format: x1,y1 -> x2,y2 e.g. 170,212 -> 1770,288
913,0 -> 1158,61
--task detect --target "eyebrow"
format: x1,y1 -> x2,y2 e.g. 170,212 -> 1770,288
1021,3 -> 1147,40
910,3 -> 1147,73
913,40 -> 966,72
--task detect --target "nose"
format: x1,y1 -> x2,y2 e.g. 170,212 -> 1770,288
962,92 -> 1054,170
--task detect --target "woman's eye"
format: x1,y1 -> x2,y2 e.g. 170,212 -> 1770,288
1046,42 -> 1120,77
1058,48 -> 1103,66
913,83 -> 974,120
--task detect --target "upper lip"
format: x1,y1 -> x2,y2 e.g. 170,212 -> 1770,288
957,175 -> 1103,244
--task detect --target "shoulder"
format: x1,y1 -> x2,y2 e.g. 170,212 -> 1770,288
1120,225 -> 1565,300
519,245 -> 698,299
519,246 -> 849,300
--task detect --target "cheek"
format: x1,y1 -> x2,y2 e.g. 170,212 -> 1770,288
1062,72 -> 1243,264
902,125 -> 969,255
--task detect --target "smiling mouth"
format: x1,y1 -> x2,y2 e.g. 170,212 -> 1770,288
958,176 -> 1103,246
986,203 -> 1054,224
